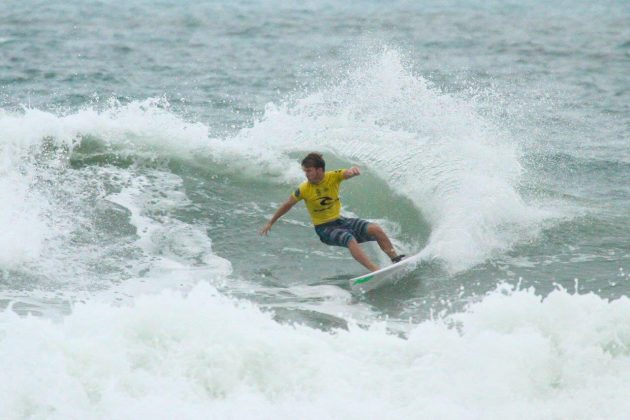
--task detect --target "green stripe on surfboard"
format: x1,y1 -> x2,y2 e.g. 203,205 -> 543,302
353,275 -> 374,285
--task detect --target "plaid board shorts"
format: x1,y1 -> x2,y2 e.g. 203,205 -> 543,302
314,217 -> 376,248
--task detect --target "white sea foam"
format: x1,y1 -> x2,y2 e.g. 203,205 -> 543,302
0,110 -> 63,267
0,102 -> 228,294
1,282 -> 630,419
0,170 -> 49,267
106,169 -> 230,275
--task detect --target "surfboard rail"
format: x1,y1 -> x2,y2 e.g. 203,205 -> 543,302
349,253 -> 420,292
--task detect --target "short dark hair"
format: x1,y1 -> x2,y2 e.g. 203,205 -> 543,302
301,152 -> 325,170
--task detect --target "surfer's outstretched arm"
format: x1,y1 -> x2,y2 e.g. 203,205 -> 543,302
260,195 -> 298,236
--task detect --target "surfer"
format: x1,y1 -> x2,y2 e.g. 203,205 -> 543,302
260,152 -> 404,272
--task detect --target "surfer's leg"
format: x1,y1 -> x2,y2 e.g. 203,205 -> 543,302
347,239 -> 379,272
366,224 -> 398,260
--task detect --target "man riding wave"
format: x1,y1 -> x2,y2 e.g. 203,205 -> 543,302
260,152 -> 404,272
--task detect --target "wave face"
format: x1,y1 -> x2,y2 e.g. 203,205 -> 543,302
0,51 -> 554,294
209,50 -> 553,272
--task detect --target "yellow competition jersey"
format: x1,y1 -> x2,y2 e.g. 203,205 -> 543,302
292,169 -> 345,225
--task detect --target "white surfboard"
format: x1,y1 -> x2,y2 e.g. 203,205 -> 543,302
349,254 -> 419,293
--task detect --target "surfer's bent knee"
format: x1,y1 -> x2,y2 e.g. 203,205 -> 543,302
367,223 -> 384,236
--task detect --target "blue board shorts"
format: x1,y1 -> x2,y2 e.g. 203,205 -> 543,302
314,217 -> 376,248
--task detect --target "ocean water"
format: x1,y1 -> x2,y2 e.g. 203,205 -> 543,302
1,0 -> 629,418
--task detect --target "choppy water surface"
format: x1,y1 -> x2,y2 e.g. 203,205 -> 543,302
1,1 -> 629,418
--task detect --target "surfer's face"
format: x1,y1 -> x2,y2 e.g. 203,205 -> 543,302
303,166 -> 324,184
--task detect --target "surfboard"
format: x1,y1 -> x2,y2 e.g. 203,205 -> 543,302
349,254 -> 419,293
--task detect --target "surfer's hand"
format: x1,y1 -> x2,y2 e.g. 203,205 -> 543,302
260,222 -> 272,236
345,166 -> 361,178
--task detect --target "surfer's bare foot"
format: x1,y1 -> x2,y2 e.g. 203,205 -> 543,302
391,254 -> 406,263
